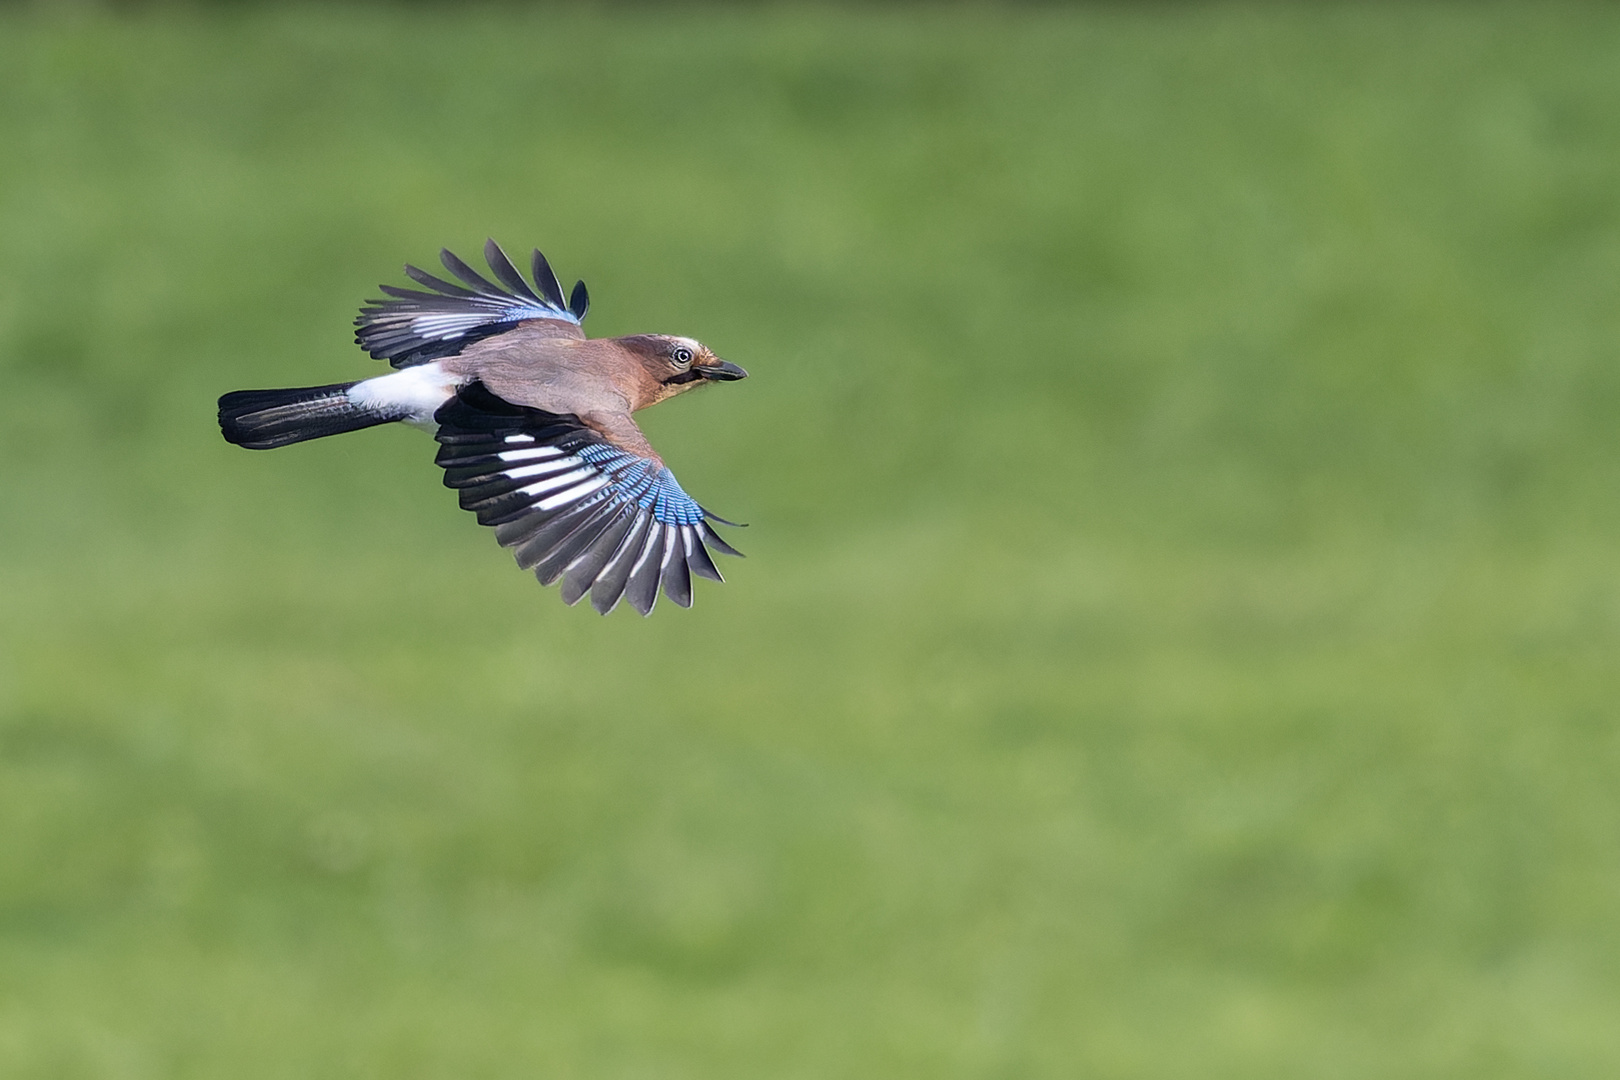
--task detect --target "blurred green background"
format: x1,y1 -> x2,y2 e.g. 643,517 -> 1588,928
3,2 -> 1619,1076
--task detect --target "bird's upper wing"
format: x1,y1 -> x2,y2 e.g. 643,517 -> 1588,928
434,382 -> 744,615
356,239 -> 590,368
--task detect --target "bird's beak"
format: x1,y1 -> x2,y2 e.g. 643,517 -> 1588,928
698,359 -> 748,381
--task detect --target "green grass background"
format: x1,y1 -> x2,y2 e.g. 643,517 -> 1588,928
3,2 -> 1619,1076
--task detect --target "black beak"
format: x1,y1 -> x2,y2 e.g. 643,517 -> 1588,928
698,359 -> 748,381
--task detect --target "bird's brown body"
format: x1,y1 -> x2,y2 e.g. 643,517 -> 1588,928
444,327 -> 734,464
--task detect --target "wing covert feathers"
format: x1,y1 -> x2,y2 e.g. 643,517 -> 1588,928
356,240 -> 585,368
434,383 -> 743,615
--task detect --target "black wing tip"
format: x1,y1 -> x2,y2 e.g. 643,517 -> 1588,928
521,247 -> 563,310
699,520 -> 746,560
702,510 -> 748,530
482,239 -> 545,305
438,246 -> 500,294
536,514 -> 740,613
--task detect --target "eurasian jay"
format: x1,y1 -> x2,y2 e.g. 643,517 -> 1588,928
218,240 -> 747,616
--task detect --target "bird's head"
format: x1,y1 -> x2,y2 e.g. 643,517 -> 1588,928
618,334 -> 747,407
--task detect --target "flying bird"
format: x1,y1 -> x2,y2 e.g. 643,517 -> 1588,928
219,240 -> 747,615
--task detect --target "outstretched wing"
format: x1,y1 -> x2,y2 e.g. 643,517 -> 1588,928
434,383 -> 744,615
356,239 -> 591,368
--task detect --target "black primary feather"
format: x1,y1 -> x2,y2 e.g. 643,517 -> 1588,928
483,240 -> 545,304
661,534 -> 694,608
439,247 -> 505,295
592,516 -> 653,614
624,527 -> 667,616
530,248 -> 569,310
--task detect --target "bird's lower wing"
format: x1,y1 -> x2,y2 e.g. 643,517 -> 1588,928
433,382 -> 743,615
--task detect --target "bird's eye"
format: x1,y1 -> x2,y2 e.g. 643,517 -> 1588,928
672,346 -> 694,367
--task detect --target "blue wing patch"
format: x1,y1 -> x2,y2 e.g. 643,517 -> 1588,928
574,444 -> 708,527
356,239 -> 589,369
433,383 -> 743,615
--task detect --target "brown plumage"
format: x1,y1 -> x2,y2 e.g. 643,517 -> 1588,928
444,328 -> 741,464
219,240 -> 749,615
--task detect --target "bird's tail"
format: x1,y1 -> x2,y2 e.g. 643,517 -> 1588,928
218,382 -> 403,450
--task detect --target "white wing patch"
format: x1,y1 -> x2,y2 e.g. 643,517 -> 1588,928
347,363 -> 461,429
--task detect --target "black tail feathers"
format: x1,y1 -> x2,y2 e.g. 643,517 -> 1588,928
219,382 -> 399,450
